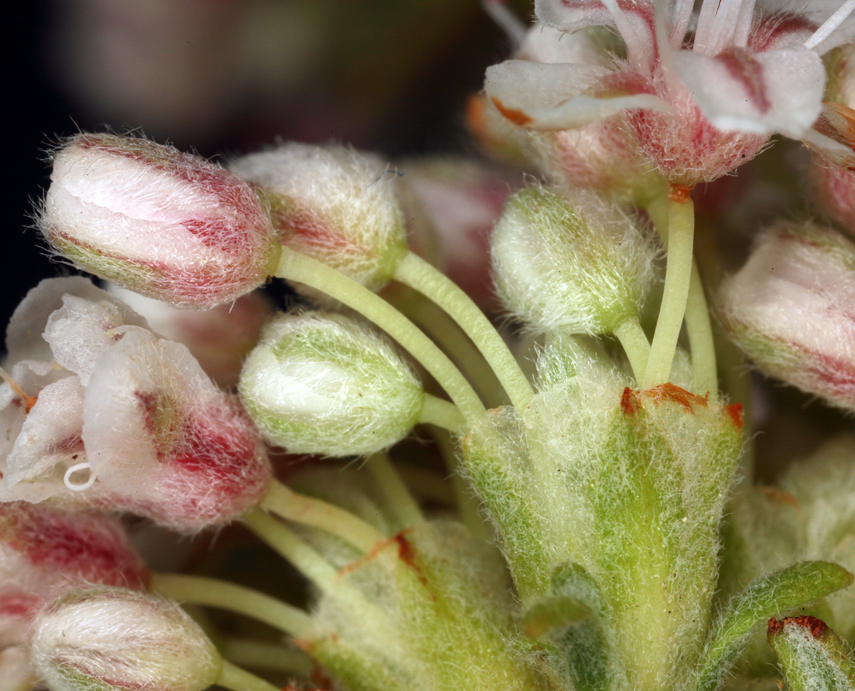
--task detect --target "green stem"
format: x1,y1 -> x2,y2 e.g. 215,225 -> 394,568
390,287 -> 507,408
151,573 -> 314,639
685,264 -> 718,400
612,317 -> 651,382
220,638 -> 314,674
644,191 -> 695,387
646,193 -> 718,396
365,453 -> 425,527
419,394 -> 466,432
259,480 -> 384,553
217,659 -> 281,691
275,247 -> 485,422
394,251 -> 534,409
433,428 -> 490,541
242,508 -> 338,592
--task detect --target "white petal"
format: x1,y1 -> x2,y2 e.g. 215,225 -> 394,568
535,0 -> 615,32
4,376 -> 86,499
484,60 -> 669,130
673,47 -> 824,138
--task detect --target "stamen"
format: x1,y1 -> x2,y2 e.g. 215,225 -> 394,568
64,462 -> 97,491
708,0 -> 755,54
0,366 -> 38,413
670,0 -> 695,48
482,0 -> 528,49
804,0 -> 855,50
694,0 -> 721,53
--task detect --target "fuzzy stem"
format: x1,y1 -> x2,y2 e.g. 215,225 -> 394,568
391,287 -> 507,408
419,394 -> 466,432
220,639 -> 314,675
433,427 -> 490,541
644,189 -> 695,387
259,480 -> 384,553
217,659 -> 281,691
646,193 -> 717,395
613,317 -> 651,382
394,251 -> 534,409
151,573 -> 314,639
242,508 -> 338,592
685,263 -> 718,400
365,453 -> 425,526
275,248 -> 485,422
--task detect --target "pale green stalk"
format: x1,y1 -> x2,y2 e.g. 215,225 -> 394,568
217,659 -> 281,691
220,639 -> 314,675
419,394 -> 466,433
644,192 -> 696,387
275,248 -> 485,422
433,427 -> 491,541
613,316 -> 651,382
259,480 -> 384,553
242,509 -> 338,592
365,453 -> 425,526
394,251 -> 534,408
151,573 -> 314,639
646,193 -> 717,394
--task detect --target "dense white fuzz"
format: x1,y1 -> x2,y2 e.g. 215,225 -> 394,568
240,311 -> 424,456
31,588 -> 222,691
230,142 -> 408,295
491,186 -> 659,336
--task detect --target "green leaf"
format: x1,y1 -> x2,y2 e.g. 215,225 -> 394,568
694,561 -> 853,691
522,562 -> 603,639
769,616 -> 855,691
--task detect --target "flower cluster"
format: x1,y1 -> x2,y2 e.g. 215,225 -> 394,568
9,1 -> 855,690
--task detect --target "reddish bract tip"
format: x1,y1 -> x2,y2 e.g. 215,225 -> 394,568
768,615 -> 827,639
725,403 -> 743,431
490,97 -> 533,126
669,184 -> 693,203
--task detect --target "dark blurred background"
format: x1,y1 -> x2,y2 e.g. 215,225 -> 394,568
5,0 -> 526,334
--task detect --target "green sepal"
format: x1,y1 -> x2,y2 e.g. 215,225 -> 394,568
522,562 -> 603,639
694,561 -> 854,691
769,616 -> 855,691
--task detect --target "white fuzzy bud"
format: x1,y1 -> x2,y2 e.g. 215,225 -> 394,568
491,185 -> 658,335
239,311 -> 425,456
31,587 -> 222,691
230,143 -> 408,294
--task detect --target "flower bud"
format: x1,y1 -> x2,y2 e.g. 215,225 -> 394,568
491,186 -> 658,335
82,330 -> 272,532
767,616 -> 855,691
239,311 -> 424,456
229,142 -> 408,293
719,222 -> 855,412
31,587 -> 222,691
0,503 -> 148,658
39,133 -> 281,308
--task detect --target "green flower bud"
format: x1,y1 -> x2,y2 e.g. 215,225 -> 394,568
239,311 -> 424,456
491,186 -> 658,335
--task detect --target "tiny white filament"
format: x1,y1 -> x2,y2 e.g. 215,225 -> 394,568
64,462 -> 96,491
804,0 -> 855,50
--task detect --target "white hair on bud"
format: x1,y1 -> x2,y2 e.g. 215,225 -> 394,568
240,311 -> 424,456
492,185 -> 660,336
230,142 -> 408,295
719,222 -> 855,412
31,588 -> 221,691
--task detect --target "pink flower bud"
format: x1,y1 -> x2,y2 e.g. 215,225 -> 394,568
0,503 -> 148,651
39,133 -> 281,308
83,330 -> 271,532
720,222 -> 855,411
229,142 -> 408,294
31,587 -> 222,691
812,158 -> 855,234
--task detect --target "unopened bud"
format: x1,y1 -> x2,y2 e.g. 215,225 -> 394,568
491,186 -> 658,335
720,222 -> 855,412
230,143 -> 408,294
239,311 -> 424,456
39,133 -> 280,308
31,587 -> 222,691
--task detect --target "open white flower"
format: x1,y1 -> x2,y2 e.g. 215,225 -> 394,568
484,0 -> 855,185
